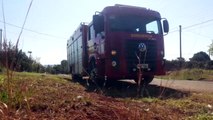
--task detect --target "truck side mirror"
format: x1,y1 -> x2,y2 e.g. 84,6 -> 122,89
93,15 -> 104,33
163,19 -> 169,33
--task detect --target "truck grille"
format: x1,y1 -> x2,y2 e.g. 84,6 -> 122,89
125,40 -> 157,73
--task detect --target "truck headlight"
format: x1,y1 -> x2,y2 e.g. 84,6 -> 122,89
111,50 -> 117,56
112,61 -> 117,67
161,51 -> 164,57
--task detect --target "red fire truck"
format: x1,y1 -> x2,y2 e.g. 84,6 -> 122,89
67,4 -> 169,84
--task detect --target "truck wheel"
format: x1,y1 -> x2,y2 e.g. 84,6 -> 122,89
72,74 -> 81,81
135,75 -> 154,85
90,68 -> 97,81
89,60 -> 104,86
89,60 -> 97,81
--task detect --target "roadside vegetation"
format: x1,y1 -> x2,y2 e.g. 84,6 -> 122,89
157,69 -> 213,80
158,51 -> 213,81
0,47 -> 69,74
0,72 -> 213,119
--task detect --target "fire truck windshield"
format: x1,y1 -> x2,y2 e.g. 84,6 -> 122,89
109,15 -> 162,34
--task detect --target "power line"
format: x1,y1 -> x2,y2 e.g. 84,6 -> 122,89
169,18 -> 213,34
0,20 -> 66,40
183,19 -> 213,30
186,31 -> 212,39
0,0 -> 65,40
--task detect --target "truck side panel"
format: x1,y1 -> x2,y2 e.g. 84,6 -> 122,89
67,24 -> 87,75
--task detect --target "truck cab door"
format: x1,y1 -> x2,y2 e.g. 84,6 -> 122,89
88,25 -> 98,57
96,32 -> 105,54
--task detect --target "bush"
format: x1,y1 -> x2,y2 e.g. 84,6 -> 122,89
190,51 -> 211,62
165,60 -> 213,71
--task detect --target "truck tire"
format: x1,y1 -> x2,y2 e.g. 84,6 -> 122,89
89,60 -> 104,86
89,60 -> 97,81
72,74 -> 81,81
90,68 -> 97,81
135,75 -> 154,85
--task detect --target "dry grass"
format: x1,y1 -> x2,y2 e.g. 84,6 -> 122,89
157,69 -> 213,81
0,72 -> 213,119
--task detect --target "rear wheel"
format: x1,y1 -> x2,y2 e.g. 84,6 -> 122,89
72,74 -> 81,81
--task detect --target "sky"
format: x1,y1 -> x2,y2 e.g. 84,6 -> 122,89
0,0 -> 213,65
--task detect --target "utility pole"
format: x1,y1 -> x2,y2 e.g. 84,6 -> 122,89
0,29 -> 2,51
179,25 -> 182,68
179,25 -> 182,59
28,51 -> 32,72
209,40 -> 213,59
28,51 -> 32,59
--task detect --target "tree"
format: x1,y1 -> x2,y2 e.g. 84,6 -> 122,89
208,41 -> 213,57
45,65 -> 54,74
52,65 -> 62,74
0,42 -> 44,72
190,51 -> 210,62
44,60 -> 68,74
0,43 -> 32,71
0,42 -> 17,69
176,57 -> 185,62
16,50 -> 33,72
60,60 -> 68,74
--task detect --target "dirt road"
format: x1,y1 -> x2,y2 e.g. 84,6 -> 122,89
151,78 -> 213,93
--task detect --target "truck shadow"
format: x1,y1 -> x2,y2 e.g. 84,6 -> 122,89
70,78 -> 190,99
101,81 -> 190,99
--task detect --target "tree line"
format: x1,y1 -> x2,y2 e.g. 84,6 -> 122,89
0,43 -> 68,74
165,51 -> 213,71
0,43 -> 212,74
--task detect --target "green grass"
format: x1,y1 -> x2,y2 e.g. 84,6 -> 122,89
187,114 -> 213,120
0,74 -> 4,84
165,98 -> 213,120
0,72 -> 67,107
140,97 -> 159,103
157,69 -> 213,80
125,93 -> 213,120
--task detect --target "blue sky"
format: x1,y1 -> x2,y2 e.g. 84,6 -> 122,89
0,0 -> 213,65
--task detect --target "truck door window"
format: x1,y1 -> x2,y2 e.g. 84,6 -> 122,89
146,20 -> 159,34
89,25 -> 95,40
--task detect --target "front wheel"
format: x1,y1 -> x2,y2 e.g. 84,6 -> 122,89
89,60 -> 105,86
90,68 -> 97,82
89,59 -> 97,80
134,75 -> 154,85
